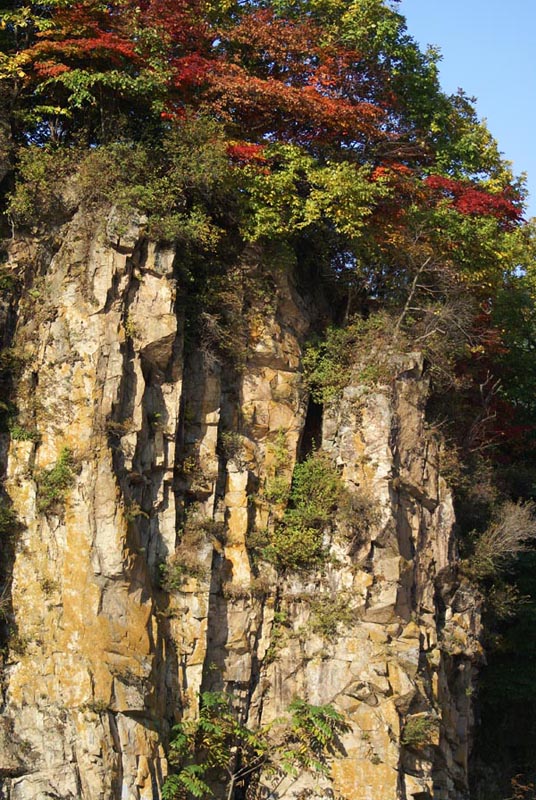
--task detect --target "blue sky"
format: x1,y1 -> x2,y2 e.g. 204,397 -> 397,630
399,0 -> 536,218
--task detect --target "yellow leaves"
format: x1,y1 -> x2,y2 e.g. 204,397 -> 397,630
0,6 -> 34,30
204,0 -> 236,12
304,161 -> 387,236
0,51 -> 31,81
242,143 -> 389,242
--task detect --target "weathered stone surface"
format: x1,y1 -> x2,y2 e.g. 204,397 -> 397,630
0,215 -> 480,800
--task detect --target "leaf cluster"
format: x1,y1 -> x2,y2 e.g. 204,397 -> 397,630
401,714 -> 438,749
264,450 -> 346,570
303,312 -> 401,403
464,501 -> 536,584
161,507 -> 224,591
35,447 -> 75,515
0,499 -> 17,539
8,118 -> 238,247
163,690 -> 348,799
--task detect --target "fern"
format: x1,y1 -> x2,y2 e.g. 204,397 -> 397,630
163,693 -> 348,799
162,766 -> 212,800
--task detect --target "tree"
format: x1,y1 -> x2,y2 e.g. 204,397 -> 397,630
0,0 -> 211,141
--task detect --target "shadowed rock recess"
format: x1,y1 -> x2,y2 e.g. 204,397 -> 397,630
0,213 -> 482,800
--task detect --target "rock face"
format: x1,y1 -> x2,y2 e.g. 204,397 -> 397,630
0,213 -> 481,800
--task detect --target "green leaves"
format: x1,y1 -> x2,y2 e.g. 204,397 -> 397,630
8,117 -> 238,246
163,691 -> 348,799
289,697 -> 349,756
35,447 -> 75,515
0,499 -> 18,539
7,144 -> 81,228
241,143 -> 388,242
162,765 -> 212,800
263,450 -> 346,570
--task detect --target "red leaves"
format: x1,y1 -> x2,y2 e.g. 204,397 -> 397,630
14,1 -> 392,148
138,0 -> 207,45
7,0 -> 525,221
26,1 -> 208,70
171,54 -> 213,88
27,3 -> 142,76
32,33 -> 139,66
34,61 -> 71,78
226,142 -> 267,163
199,7 -> 388,146
426,174 -> 522,225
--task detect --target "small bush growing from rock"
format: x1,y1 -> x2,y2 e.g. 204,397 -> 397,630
161,507 -> 224,591
401,714 -> 439,748
308,593 -> 355,639
264,474 -> 291,506
0,500 -> 17,538
81,699 -> 109,715
266,451 -> 345,571
35,448 -> 75,515
337,485 -> 379,544
124,501 -> 149,522
7,419 -> 40,442
302,312 -> 401,403
218,431 -> 246,470
160,550 -> 208,591
255,449 -> 363,571
8,628 -> 31,656
106,418 -> 134,437
264,429 -> 292,508
0,587 -> 11,621
290,451 -> 344,523
465,500 -> 536,582
266,516 -> 324,571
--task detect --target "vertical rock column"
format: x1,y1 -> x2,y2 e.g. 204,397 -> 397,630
199,268 -> 310,702
249,354 -> 480,800
1,215 -> 182,799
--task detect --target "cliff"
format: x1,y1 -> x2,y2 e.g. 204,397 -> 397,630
0,211 -> 483,800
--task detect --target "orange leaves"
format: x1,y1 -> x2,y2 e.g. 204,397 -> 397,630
371,162 -> 413,181
202,58 -> 386,146
224,8 -> 320,72
226,142 -> 267,163
207,69 -> 315,141
31,33 -> 139,67
9,0 -> 394,149
196,6 -> 389,146
23,3 -> 141,80
33,61 -> 71,79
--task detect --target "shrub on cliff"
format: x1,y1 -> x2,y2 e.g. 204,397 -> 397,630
302,312 -> 403,402
35,447 -> 75,515
263,450 -> 346,570
465,501 -> 536,583
163,691 -> 349,800
161,507 -> 224,590
0,499 -> 17,538
401,714 -> 439,749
